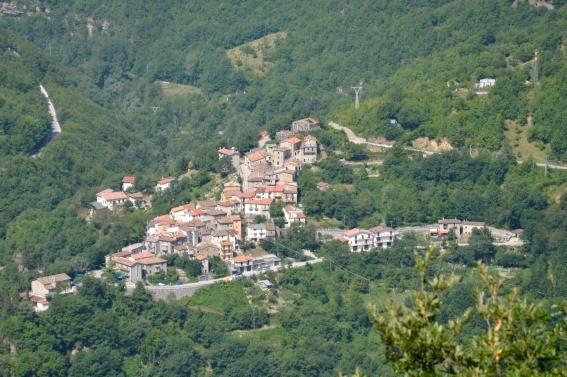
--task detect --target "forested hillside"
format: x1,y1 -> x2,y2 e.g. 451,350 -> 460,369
2,0 -> 566,157
0,0 -> 567,375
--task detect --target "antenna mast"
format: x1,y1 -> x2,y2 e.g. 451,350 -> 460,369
534,49 -> 539,84
351,81 -> 363,110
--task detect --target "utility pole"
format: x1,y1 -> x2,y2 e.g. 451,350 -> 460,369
534,49 -> 539,84
351,85 -> 362,110
469,145 -> 472,157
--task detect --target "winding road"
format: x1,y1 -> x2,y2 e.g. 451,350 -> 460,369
30,84 -> 61,157
329,121 -> 567,170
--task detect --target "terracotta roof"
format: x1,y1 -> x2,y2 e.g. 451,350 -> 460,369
157,177 -> 176,185
102,191 -> 128,201
171,204 -> 190,212
265,223 -> 277,231
128,192 -> 144,199
198,200 -> 218,207
122,176 -> 136,184
217,217 -> 233,224
338,237 -> 348,242
189,209 -> 206,216
273,147 -> 289,152
194,254 -> 207,261
159,235 -> 176,242
246,150 -> 269,162
174,245 -> 189,250
132,251 -> 154,260
206,209 -> 226,217
30,295 -> 46,303
112,257 -> 138,267
138,257 -> 167,265
220,240 -> 233,246
112,250 -> 132,258
35,273 -> 71,285
218,200 -> 235,207
344,228 -> 372,237
233,255 -> 254,263
266,185 -> 285,193
96,188 -> 113,196
154,214 -> 170,222
236,191 -> 255,199
283,137 -> 302,144
245,198 -> 274,206
218,148 -> 238,156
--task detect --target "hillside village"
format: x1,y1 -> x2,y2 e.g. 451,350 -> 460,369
24,117 -> 516,310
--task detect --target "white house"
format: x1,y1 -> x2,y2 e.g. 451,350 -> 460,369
370,226 -> 398,248
478,78 -> 496,88
31,273 -> 73,297
282,205 -> 306,228
156,177 -> 176,192
96,189 -> 129,210
244,198 -> 274,218
343,229 -> 375,252
122,176 -> 136,191
246,223 -> 269,242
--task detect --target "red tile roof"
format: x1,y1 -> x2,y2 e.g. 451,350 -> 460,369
233,255 -> 253,263
284,137 -> 302,144
246,150 -> 269,162
112,257 -> 138,267
96,188 -> 113,196
245,198 -> 275,206
153,214 -> 170,222
132,251 -> 154,260
157,177 -> 175,185
138,257 -> 167,265
218,148 -> 238,156
122,176 -> 136,184
103,191 -> 128,201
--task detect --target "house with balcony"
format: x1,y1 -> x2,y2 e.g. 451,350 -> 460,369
343,229 -> 375,252
283,205 -> 306,228
244,198 -> 275,218
370,226 -> 398,248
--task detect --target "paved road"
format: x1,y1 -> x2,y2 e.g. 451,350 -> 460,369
319,225 -> 523,245
30,84 -> 61,157
124,255 -> 324,300
330,121 -> 567,169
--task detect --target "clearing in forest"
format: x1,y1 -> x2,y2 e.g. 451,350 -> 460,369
158,81 -> 202,96
226,32 -> 287,75
503,118 -> 547,161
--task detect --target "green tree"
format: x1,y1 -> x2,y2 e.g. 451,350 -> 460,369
371,248 -> 567,376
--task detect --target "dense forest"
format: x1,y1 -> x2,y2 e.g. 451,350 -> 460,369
0,0 -> 567,375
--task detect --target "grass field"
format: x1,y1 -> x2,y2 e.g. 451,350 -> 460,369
503,118 -> 548,161
226,32 -> 287,76
157,81 -> 202,96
